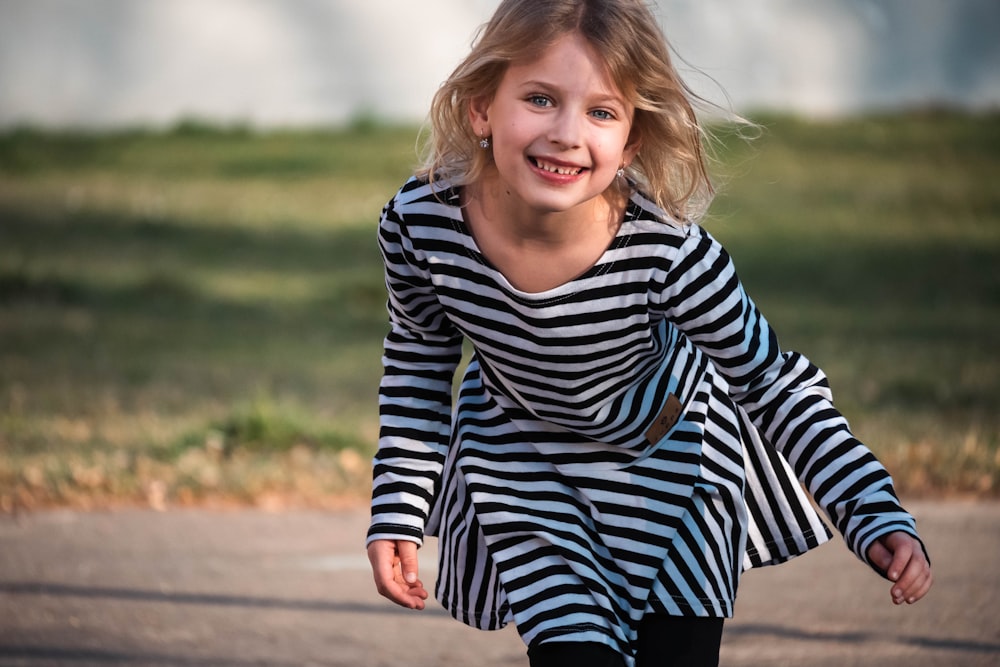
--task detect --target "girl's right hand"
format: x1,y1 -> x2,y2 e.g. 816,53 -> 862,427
367,538 -> 429,610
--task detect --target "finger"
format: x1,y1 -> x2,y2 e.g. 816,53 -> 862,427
892,555 -> 920,594
899,569 -> 932,604
905,568 -> 933,604
896,554 -> 933,604
883,534 -> 914,583
367,540 -> 397,592
368,540 -> 414,608
368,541 -> 425,609
397,539 -> 420,586
397,570 -> 429,610
889,548 -> 932,604
867,539 -> 893,576
408,579 -> 431,604
894,570 -> 931,605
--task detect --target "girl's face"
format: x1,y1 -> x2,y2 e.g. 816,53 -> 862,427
471,32 -> 639,221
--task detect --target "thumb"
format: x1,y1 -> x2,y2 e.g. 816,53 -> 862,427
397,540 -> 420,584
867,538 -> 894,577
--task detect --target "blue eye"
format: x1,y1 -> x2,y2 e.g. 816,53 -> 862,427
591,109 -> 615,120
528,95 -> 552,107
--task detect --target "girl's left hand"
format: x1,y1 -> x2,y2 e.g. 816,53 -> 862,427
367,538 -> 429,610
867,531 -> 933,605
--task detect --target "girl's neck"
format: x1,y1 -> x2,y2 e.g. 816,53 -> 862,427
465,176 -> 627,248
461,177 -> 629,293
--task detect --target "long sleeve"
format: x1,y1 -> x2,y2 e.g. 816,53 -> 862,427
366,194 -> 464,546
660,225 -> 925,572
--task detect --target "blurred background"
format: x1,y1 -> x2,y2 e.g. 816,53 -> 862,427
1,0 -> 998,512
1,0 -> 999,128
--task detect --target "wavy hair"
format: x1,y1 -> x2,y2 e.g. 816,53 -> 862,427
418,0 -> 717,221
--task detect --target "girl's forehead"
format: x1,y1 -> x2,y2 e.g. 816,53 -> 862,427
510,32 -> 597,68
502,33 -> 625,95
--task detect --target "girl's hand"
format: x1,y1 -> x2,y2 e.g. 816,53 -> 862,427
367,538 -> 429,610
867,531 -> 933,605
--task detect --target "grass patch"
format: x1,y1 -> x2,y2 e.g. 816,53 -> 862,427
1,114 -> 998,511
706,111 -> 1000,497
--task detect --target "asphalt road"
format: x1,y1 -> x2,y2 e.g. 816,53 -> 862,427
1,500 -> 998,666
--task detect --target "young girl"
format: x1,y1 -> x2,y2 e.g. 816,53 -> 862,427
366,1 -> 932,665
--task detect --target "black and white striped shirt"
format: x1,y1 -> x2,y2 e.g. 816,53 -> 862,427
368,176 -> 920,659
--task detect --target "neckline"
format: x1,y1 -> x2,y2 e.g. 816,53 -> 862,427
446,185 -> 639,301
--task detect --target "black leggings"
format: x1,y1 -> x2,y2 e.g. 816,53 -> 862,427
527,616 -> 724,667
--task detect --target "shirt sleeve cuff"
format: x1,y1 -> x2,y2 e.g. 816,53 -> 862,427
366,522 -> 425,548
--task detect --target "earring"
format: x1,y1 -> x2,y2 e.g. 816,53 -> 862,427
616,166 -> 626,179
479,135 -> 491,149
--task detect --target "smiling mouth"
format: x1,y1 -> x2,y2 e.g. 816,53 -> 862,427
530,157 -> 585,176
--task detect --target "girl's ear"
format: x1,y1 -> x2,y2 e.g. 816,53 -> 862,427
468,95 -> 491,136
622,126 -> 642,167
623,138 -> 641,169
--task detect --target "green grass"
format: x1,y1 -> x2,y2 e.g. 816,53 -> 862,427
0,113 -> 997,509
707,112 -> 1000,495
0,125 -> 415,508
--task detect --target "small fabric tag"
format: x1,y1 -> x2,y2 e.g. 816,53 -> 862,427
645,393 -> 682,444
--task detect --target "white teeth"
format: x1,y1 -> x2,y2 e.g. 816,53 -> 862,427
535,159 -> 581,176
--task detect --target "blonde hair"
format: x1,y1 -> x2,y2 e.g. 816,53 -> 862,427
419,0 -> 715,221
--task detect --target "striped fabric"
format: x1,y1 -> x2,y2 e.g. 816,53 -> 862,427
368,177 -> 920,660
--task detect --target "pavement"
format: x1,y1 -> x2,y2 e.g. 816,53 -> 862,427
0,500 -> 997,666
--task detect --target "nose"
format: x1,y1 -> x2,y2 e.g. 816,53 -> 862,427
548,108 -> 583,149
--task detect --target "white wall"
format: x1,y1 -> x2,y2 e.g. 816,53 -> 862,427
0,0 -> 997,129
